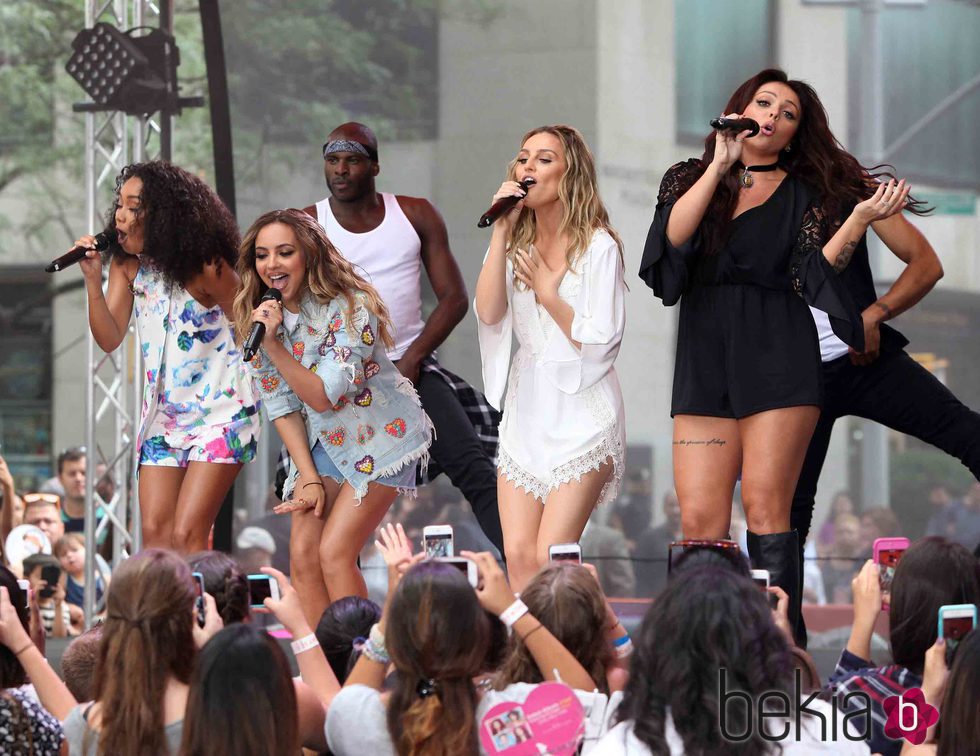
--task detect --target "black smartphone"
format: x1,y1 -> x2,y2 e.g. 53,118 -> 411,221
39,564 -> 61,599
192,571 -> 206,628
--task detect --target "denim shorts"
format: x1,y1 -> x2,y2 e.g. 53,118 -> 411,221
311,441 -> 416,491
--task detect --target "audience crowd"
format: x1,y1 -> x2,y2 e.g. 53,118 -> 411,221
0,445 -> 977,754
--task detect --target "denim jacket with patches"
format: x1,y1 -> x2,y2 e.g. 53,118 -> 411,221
248,290 -> 433,501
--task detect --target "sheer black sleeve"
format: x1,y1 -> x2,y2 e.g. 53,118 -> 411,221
638,159 -> 705,305
789,202 -> 865,350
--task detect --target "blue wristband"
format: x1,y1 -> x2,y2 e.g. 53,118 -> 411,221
612,633 -> 631,647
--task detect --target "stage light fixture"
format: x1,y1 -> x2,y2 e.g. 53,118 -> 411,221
65,23 -> 180,116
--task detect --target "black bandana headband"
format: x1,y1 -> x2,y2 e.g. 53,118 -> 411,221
322,138 -> 378,161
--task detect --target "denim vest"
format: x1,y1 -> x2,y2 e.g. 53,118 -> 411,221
249,290 -> 433,501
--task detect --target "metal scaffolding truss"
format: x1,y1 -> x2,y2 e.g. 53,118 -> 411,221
81,0 -> 173,627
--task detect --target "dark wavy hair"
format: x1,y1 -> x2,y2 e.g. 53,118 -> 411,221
682,68 -> 929,256
105,161 -> 240,286
186,551 -> 250,626
180,623 -> 298,756
938,629 -> 980,756
615,566 -> 794,754
889,537 -> 980,675
385,561 -> 490,756
494,563 -> 611,693
315,595 -> 381,684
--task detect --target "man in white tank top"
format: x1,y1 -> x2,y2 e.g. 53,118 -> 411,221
300,122 -> 504,554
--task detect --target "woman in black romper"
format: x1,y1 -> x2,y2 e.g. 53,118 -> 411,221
640,69 -> 910,641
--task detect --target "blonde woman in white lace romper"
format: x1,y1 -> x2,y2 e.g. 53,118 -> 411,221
476,125 -> 626,590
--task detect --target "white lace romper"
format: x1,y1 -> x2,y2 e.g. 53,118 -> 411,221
477,228 -> 626,506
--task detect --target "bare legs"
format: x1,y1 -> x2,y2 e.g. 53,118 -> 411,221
499,461 -> 612,592
138,462 -> 242,553
288,476 -> 398,628
672,407 -> 819,538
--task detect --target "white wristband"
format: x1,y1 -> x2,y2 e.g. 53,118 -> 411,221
290,633 -> 319,655
499,598 -> 529,628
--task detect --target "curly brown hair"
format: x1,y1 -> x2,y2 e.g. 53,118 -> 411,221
105,161 -> 240,286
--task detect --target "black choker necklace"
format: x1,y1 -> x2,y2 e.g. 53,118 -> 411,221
740,161 -> 780,188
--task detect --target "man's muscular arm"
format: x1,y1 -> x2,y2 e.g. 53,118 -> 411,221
395,196 -> 469,383
850,213 -> 943,366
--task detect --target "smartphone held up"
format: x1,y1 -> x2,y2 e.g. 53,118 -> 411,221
873,537 -> 909,611
938,603 -> 977,665
423,525 -> 454,559
247,574 -> 281,609
548,542 -> 582,564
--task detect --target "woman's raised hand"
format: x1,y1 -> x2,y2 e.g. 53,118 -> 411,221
461,550 -> 514,616
710,113 -> 753,175
853,178 -> 910,226
191,592 -> 224,649
261,566 -> 312,635
490,181 -> 527,233
250,296 -> 283,348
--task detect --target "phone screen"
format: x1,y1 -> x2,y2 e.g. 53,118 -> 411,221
943,615 -> 975,646
248,577 -> 274,607
877,548 -> 905,595
424,534 -> 453,559
550,550 -> 581,564
752,575 -> 768,589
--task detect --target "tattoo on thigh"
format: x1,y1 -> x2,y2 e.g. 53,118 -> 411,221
673,438 -> 727,447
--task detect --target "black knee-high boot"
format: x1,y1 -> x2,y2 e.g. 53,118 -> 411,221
746,530 -> 805,649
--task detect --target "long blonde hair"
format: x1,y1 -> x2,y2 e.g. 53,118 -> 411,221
233,209 -> 393,349
505,124 -> 624,282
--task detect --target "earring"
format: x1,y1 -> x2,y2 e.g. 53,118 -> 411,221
785,144 -> 792,153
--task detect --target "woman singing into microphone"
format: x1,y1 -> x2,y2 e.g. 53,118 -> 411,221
640,68 -> 916,641
75,161 -> 261,553
475,125 -> 627,591
235,209 -> 432,625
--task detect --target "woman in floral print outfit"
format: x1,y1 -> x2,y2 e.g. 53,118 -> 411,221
74,161 -> 260,553
235,209 -> 432,625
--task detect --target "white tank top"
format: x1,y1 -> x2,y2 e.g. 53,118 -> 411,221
315,193 -> 425,360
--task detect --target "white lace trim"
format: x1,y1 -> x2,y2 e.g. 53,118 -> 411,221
497,430 -> 624,506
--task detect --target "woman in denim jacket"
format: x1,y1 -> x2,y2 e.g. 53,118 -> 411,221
234,209 -> 433,624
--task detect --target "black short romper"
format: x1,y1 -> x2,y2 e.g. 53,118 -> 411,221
639,159 -> 864,419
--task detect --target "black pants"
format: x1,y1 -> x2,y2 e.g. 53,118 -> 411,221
417,370 -> 504,554
791,349 -> 980,548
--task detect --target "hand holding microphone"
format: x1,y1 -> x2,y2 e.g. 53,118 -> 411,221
243,288 -> 284,362
710,113 -> 759,174
477,177 -> 536,229
46,229 -> 117,274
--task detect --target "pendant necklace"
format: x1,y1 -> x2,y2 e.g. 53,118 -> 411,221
740,161 -> 780,189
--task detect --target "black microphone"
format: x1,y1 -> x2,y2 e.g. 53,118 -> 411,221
45,229 -> 118,273
242,288 -> 284,362
709,117 -> 760,137
477,177 -> 537,228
